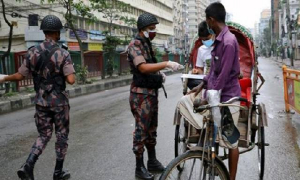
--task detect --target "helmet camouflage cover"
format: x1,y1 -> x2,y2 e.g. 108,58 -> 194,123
40,15 -> 63,31
137,13 -> 159,30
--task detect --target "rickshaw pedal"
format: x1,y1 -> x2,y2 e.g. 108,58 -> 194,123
256,142 -> 269,146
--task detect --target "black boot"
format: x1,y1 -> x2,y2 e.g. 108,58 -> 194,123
147,149 -> 165,172
53,159 -> 70,180
17,153 -> 38,180
135,156 -> 154,180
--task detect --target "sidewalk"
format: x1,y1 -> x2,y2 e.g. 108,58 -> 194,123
270,56 -> 300,69
0,69 -> 177,114
268,56 -> 300,150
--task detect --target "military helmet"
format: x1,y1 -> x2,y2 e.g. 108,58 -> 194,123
40,15 -> 63,31
137,13 -> 159,30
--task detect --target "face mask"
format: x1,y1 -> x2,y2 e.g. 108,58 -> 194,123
202,38 -> 214,48
148,30 -> 156,40
143,29 -> 156,40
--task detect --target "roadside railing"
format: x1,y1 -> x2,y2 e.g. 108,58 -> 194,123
6,50 -> 185,92
282,65 -> 300,113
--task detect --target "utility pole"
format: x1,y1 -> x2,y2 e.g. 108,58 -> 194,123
1,0 -> 13,93
271,0 -> 274,56
286,0 -> 294,66
182,0 -> 189,95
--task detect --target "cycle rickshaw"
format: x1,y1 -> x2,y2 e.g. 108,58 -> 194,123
160,22 -> 269,180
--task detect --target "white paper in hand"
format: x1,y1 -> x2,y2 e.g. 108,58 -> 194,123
0,74 -> 8,83
0,74 -> 8,79
181,74 -> 205,80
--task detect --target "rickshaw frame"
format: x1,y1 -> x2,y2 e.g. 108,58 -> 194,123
171,22 -> 269,180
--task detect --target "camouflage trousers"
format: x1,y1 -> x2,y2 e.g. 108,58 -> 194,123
129,92 -> 158,158
30,105 -> 70,160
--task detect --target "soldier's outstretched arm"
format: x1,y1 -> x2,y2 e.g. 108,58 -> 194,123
138,61 -> 184,74
0,72 -> 25,83
138,62 -> 168,74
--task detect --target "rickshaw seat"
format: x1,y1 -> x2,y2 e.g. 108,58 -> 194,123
239,78 -> 252,107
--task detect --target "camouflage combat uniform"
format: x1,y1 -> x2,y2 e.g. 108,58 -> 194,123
128,35 -> 159,158
18,39 -> 75,160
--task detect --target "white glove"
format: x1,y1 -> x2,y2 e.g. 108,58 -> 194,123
166,61 -> 184,71
0,74 -> 8,84
160,72 -> 166,83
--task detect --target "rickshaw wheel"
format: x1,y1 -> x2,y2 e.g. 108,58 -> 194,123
257,106 -> 265,180
174,117 -> 187,171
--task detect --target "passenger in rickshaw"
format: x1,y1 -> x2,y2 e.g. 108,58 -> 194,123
178,2 -> 241,180
187,21 -> 214,90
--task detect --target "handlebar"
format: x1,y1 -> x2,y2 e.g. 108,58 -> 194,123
223,97 -> 248,104
193,96 -> 248,113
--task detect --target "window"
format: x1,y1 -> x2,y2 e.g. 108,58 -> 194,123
85,20 -> 89,30
96,22 -> 100,31
79,18 -> 84,29
73,17 -> 79,29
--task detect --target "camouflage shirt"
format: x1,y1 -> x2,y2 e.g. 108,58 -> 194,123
18,39 -> 75,107
127,35 -> 157,96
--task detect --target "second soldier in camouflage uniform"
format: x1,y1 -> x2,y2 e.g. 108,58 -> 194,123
128,13 -> 183,180
0,15 -> 75,180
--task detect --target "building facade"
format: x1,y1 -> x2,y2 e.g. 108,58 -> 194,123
271,0 -> 280,40
259,9 -> 271,36
173,0 -> 185,53
0,0 -> 174,52
277,0 -> 300,58
187,0 -> 210,43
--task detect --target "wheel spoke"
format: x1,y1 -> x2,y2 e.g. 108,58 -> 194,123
161,152 -> 229,180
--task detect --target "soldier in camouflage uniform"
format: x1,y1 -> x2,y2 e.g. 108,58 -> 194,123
128,13 -> 183,180
0,15 -> 75,180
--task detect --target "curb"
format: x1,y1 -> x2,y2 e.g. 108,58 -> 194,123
0,70 -> 177,114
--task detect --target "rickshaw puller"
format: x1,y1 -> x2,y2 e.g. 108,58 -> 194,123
189,2 -> 241,180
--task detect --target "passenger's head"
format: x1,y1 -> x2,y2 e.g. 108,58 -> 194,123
198,21 -> 213,41
198,21 -> 215,48
205,2 -> 226,31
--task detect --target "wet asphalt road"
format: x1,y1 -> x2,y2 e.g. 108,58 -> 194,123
0,57 -> 300,180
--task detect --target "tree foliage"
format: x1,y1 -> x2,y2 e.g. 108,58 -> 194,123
90,0 -> 130,36
40,0 -> 97,68
261,27 -> 272,57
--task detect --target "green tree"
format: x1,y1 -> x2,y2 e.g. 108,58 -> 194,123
89,0 -> 130,77
1,0 -> 13,93
103,36 -> 122,76
41,0 -> 96,67
90,0 -> 130,36
120,16 -> 137,44
262,27 -> 272,57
